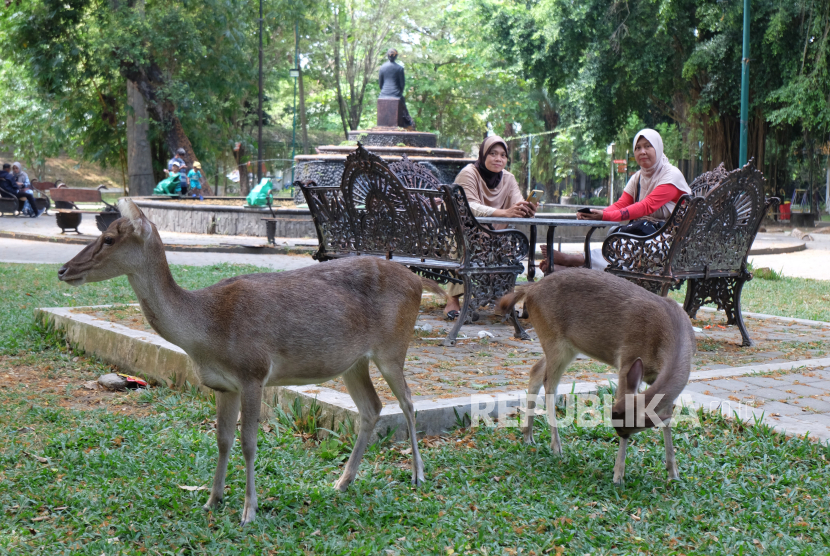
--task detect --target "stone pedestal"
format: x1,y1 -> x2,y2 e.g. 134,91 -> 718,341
377,98 -> 403,127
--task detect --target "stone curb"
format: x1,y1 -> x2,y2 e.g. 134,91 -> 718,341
747,241 -> 806,255
0,230 -> 316,255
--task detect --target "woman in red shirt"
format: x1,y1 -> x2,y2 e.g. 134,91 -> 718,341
541,128 -> 691,272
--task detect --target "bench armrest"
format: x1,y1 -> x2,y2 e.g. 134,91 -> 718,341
299,180 -> 352,261
601,196 -> 698,277
447,186 -> 529,268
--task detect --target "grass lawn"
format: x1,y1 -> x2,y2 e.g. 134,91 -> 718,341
1,262 -> 830,554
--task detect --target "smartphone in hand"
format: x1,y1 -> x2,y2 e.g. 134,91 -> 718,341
577,207 -> 593,214
526,189 -> 544,204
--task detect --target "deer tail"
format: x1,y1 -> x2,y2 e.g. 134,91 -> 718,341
496,286 -> 529,316
420,277 -> 447,300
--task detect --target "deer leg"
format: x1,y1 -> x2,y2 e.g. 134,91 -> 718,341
613,436 -> 629,485
663,425 -> 679,481
375,354 -> 424,486
523,358 -> 546,444
239,381 -> 264,526
336,358 -> 382,491
205,389 -> 240,511
543,349 -> 575,455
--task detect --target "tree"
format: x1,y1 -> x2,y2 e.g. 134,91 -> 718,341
0,62 -> 72,181
0,0 -> 286,194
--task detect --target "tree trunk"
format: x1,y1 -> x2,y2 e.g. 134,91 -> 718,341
299,68 -> 309,154
126,80 -> 155,196
333,9 -> 350,139
234,144 -> 250,195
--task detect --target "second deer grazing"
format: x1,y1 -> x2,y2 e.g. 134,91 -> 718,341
58,199 -> 444,525
497,268 -> 695,484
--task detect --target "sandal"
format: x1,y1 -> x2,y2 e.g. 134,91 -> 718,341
444,310 -> 460,321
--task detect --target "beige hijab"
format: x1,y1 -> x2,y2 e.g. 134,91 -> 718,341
623,128 -> 691,222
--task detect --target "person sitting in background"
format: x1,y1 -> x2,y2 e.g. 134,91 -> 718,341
1,162 -> 39,217
167,148 -> 186,172
188,161 -> 204,200
11,162 -> 31,190
539,128 -> 690,272
443,135 -> 537,319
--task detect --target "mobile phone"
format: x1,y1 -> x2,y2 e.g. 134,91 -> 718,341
526,189 -> 544,203
577,207 -> 593,214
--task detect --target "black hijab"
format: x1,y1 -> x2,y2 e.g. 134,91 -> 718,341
474,135 -> 508,189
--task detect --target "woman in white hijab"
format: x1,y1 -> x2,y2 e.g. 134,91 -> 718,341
540,128 -> 691,271
11,162 -> 31,189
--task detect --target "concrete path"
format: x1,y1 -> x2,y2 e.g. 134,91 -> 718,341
0,237 -> 316,270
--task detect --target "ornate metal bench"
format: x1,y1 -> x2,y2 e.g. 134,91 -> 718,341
299,144 -> 530,346
601,161 -> 779,346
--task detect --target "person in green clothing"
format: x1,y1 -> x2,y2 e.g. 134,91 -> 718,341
188,161 -> 204,200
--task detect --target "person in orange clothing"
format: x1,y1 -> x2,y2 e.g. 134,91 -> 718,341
540,128 -> 691,272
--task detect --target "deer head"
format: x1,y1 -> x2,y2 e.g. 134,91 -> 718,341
611,359 -> 673,438
58,199 -> 156,286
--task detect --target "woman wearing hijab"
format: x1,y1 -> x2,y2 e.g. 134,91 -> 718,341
11,162 -> 31,189
444,135 -> 537,319
540,128 -> 691,272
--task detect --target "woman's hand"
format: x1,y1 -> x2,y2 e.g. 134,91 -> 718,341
577,209 -> 604,221
494,201 -> 536,218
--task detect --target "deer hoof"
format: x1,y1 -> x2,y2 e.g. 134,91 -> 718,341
240,506 -> 257,526
203,496 -> 222,510
334,475 -> 353,492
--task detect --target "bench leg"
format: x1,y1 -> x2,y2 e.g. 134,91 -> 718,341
728,276 -> 753,347
510,309 -> 530,341
444,276 -> 472,347
684,277 -> 753,347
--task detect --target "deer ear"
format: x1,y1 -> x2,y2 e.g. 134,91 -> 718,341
117,198 -> 152,238
622,358 -> 644,394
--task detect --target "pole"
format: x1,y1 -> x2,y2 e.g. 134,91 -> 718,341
527,135 -> 532,194
257,0 -> 264,184
291,20 -> 298,185
826,134 -> 830,215
738,0 -> 750,167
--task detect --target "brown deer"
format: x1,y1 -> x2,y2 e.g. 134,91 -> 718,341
58,199 -> 444,525
497,268 -> 695,484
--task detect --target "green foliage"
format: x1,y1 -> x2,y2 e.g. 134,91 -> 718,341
274,396 -> 323,438
0,62 -> 72,180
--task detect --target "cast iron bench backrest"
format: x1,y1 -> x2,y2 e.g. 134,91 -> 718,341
668,163 -> 768,278
302,145 -> 464,265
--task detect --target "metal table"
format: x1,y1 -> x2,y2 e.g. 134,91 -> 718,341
476,216 -> 617,281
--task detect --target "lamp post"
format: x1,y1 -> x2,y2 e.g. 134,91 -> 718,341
290,21 -> 299,185
257,0 -> 264,184
738,0 -> 750,167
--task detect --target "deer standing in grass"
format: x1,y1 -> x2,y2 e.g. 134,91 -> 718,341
58,199 -> 442,525
498,268 -> 695,483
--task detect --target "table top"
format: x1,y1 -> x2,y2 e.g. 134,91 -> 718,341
476,216 -> 618,227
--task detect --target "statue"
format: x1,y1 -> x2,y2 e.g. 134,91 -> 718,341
377,49 -> 415,130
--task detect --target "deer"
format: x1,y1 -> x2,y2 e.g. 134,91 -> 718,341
58,199 -> 446,525
497,268 -> 695,484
